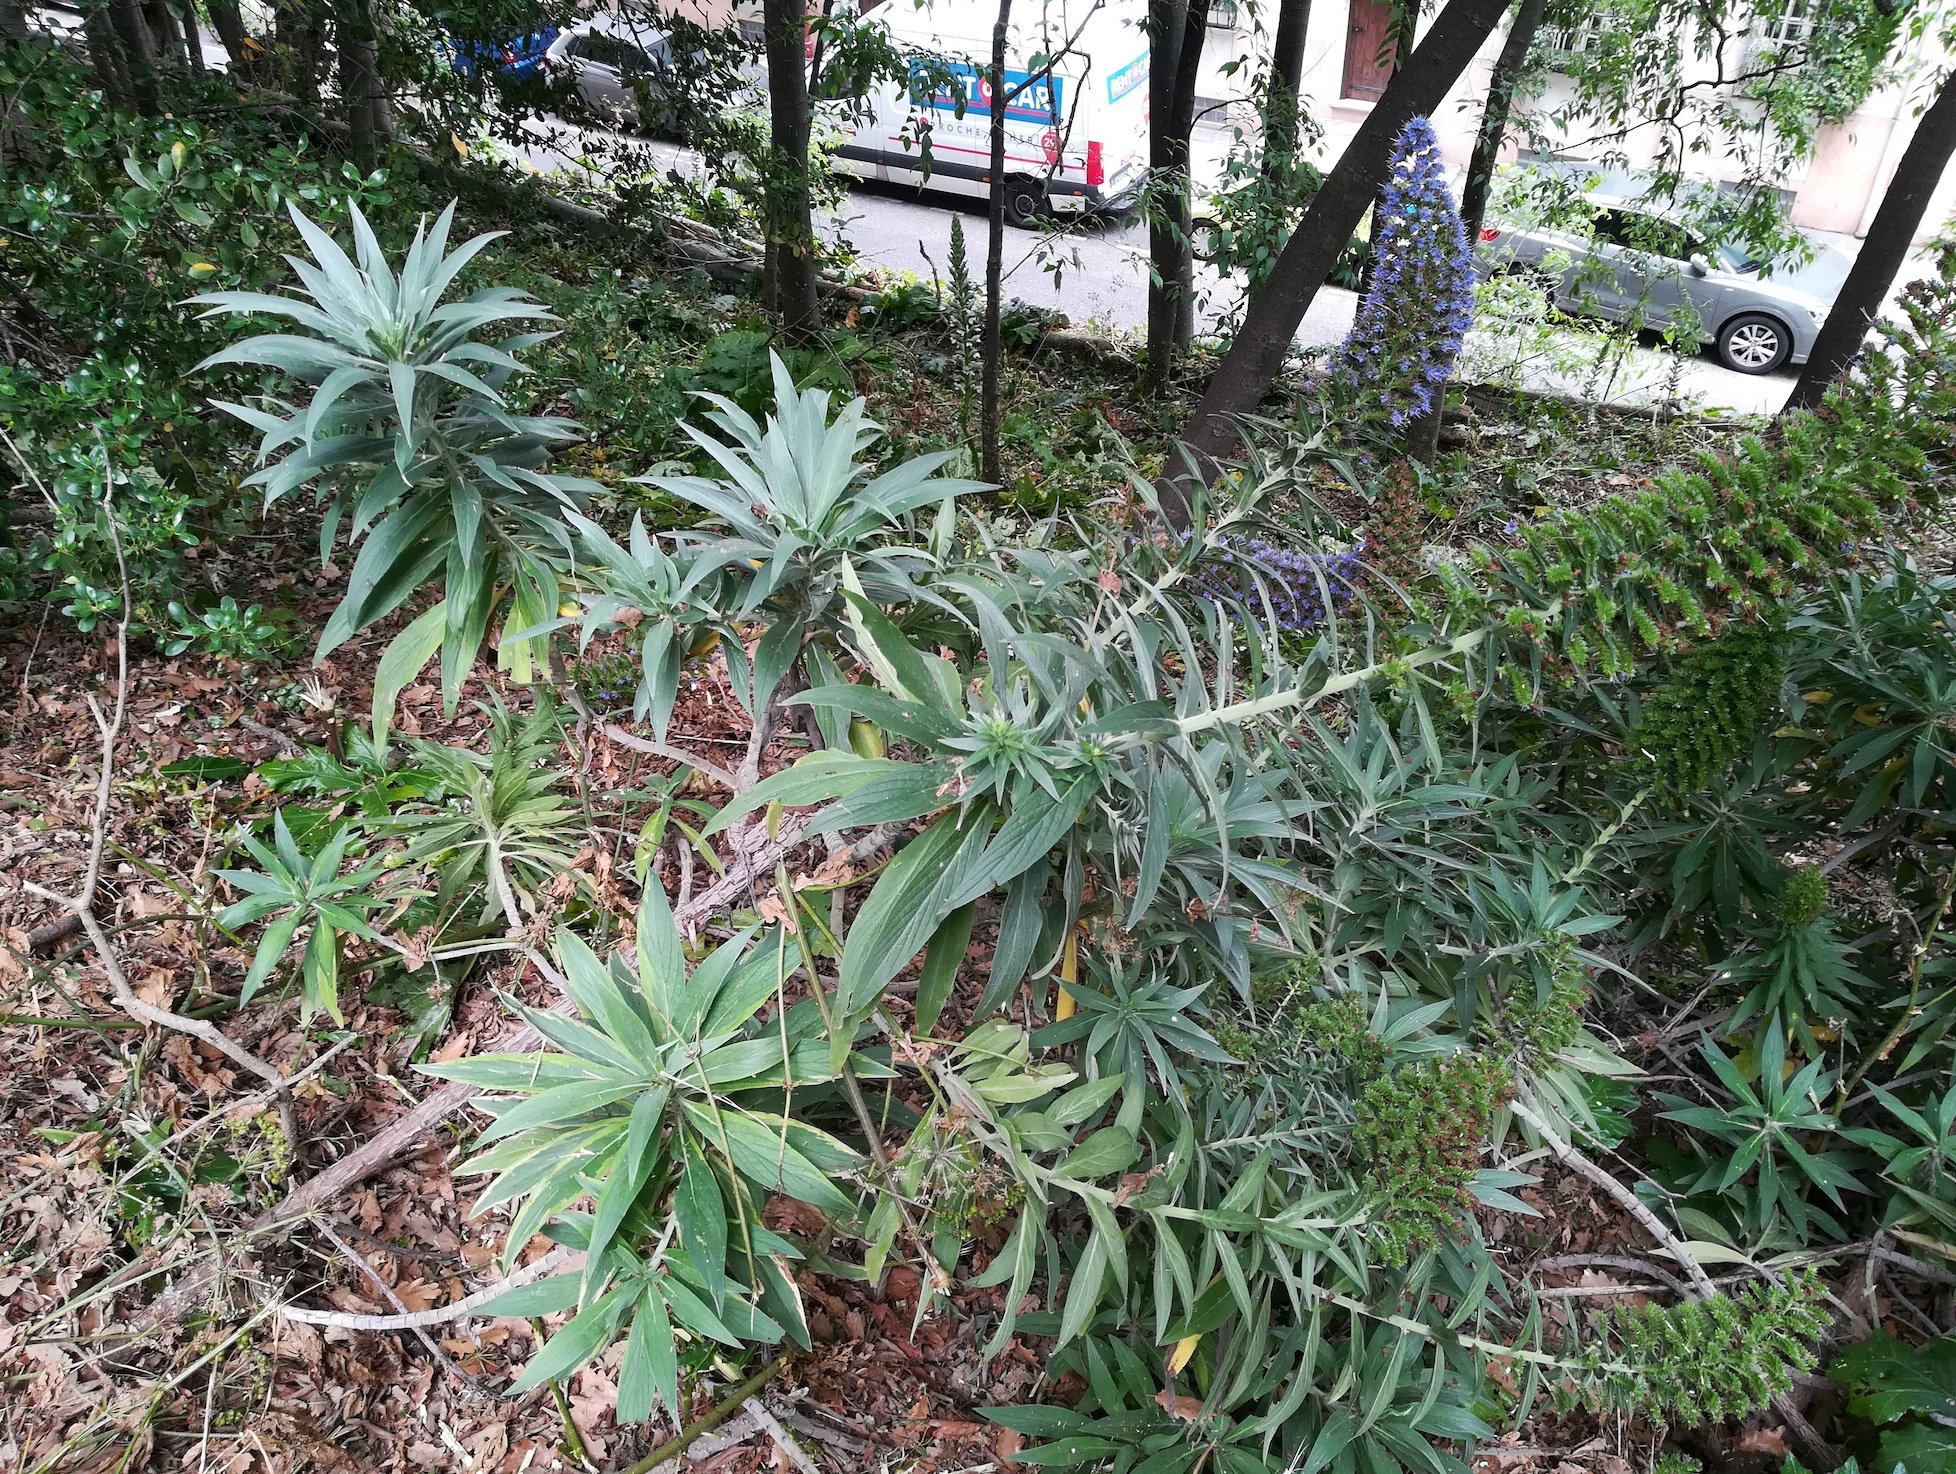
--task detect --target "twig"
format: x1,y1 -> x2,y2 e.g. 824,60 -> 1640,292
1535,1252 -> 1691,1299
326,1220 -> 461,1265
26,887 -> 287,1088
739,1397 -> 819,1473
231,712 -> 305,757
1818,819 -> 1903,876
1873,1244 -> 1956,1290
26,913 -> 82,954
21,473 -> 287,1089
278,1244 -> 574,1329
617,1354 -> 790,1474
0,1011 -> 142,1031
596,721 -> 740,793
1512,1100 -> 1717,1298
314,1220 -> 487,1389
142,1034 -> 357,1160
1537,1283 -> 1668,1299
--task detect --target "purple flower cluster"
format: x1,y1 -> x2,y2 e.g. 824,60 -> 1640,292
1327,117 -> 1476,428
1189,537 -> 1363,633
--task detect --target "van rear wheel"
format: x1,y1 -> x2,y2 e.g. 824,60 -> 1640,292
1003,176 -> 1046,228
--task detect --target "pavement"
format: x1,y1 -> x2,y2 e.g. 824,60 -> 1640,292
509,115 -> 1935,418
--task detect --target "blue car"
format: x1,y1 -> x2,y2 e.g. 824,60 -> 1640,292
450,27 -> 560,80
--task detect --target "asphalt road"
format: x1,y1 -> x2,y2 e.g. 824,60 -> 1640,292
516,119 -> 1807,415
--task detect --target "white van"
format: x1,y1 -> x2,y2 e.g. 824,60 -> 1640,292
826,0 -> 1150,226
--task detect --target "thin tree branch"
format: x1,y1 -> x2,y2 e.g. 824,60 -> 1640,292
313,1220 -> 489,1387
23,472 -> 286,1089
278,1244 -> 575,1330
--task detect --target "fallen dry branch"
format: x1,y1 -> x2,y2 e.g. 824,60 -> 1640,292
22,493 -> 288,1093
280,1242 -> 575,1331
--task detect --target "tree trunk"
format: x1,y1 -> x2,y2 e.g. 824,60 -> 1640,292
1262,0 -> 1311,170
337,0 -> 377,159
0,0 -> 28,44
1146,0 -> 1187,395
1145,0 -> 1207,392
1785,67 -> 1956,412
206,0 -> 252,74
277,0 -> 320,105
144,0 -> 185,70
106,0 -> 164,114
1160,0 -> 1511,524
1458,0 -> 1543,246
763,0 -> 820,341
342,0 -> 388,151
1169,1 -> 1208,351
981,0 -> 1014,485
82,6 -> 136,107
175,0 -> 205,73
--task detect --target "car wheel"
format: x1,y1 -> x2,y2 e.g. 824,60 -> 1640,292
1003,176 -> 1045,229
1190,216 -> 1221,263
1716,312 -> 1792,374
1504,264 -> 1561,311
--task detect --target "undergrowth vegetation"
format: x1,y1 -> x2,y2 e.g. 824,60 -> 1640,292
4,56 -> 1956,1474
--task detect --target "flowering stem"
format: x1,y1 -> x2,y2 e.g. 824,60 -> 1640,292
1167,627 -> 1491,739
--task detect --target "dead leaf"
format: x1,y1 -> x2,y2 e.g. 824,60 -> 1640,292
136,969 -> 178,1009
428,1031 -> 472,1064
392,1278 -> 441,1313
1736,1428 -> 1788,1457
757,889 -> 799,933
797,848 -> 860,889
996,1426 -> 1024,1470
1154,1389 -> 1203,1421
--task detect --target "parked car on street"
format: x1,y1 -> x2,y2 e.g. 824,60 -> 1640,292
540,15 -> 686,133
449,26 -> 559,80
1476,196 -> 1850,374
824,0 -> 1151,227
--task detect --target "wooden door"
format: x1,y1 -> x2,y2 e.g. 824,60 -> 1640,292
1341,0 -> 1398,99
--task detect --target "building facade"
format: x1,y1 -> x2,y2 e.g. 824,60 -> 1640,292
1194,0 -> 1956,241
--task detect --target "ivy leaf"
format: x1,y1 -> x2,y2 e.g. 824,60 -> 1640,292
1878,1419 -> 1956,1474
1833,1332 -> 1956,1426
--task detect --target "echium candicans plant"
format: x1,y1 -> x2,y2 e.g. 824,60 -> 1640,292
193,201 -> 598,723
1322,116 -> 1475,430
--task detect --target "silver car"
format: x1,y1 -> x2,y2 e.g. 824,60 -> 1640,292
1477,196 -> 1849,374
541,17 -> 681,134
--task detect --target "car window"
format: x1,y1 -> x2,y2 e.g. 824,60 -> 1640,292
577,33 -> 651,72
1714,241 -> 1763,273
1598,210 -> 1696,261
1591,209 -> 1629,246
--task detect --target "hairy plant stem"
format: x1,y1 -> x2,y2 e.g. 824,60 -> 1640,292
774,859 -> 949,1296
1837,859 -> 1956,1106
